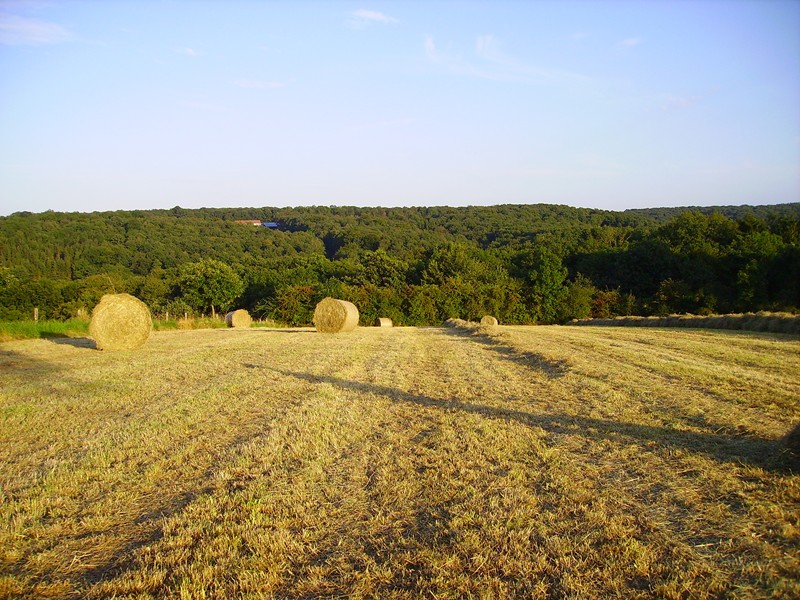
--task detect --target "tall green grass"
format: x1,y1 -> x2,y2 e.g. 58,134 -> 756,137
151,317 -> 234,331
0,319 -> 90,343
2,316 -> 287,342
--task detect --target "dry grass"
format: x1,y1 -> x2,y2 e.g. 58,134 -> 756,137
1,325 -> 798,598
573,312 -> 800,335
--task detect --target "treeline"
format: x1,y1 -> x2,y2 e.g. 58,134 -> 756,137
1,203 -> 798,325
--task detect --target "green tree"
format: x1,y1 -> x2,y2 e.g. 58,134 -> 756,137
559,274 -> 596,321
419,243 -> 482,285
404,285 -> 439,325
654,279 -> 694,315
269,284 -> 316,326
178,259 -> 244,317
731,230 -> 784,309
137,267 -> 174,313
361,249 -> 408,288
513,246 -> 568,322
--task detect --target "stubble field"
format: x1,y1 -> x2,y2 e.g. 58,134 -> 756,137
1,324 -> 799,598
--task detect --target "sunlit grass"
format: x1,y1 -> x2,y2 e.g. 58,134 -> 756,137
0,319 -> 89,342
1,316 -> 281,341
1,326 -> 798,598
150,316 -> 228,331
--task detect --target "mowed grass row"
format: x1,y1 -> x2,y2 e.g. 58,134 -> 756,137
0,326 -> 798,598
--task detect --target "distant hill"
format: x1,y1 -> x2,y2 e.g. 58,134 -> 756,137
624,203 -> 800,223
1,202 -> 798,323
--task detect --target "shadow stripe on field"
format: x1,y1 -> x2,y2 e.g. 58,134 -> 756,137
438,326 -> 571,378
270,368 -> 787,472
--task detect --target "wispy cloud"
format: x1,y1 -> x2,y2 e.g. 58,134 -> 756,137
663,95 -> 699,110
0,14 -> 71,45
619,37 -> 643,48
475,34 -> 494,58
176,47 -> 204,57
426,34 -> 593,88
425,35 -> 495,80
354,9 -> 397,23
348,8 -> 399,28
569,32 -> 590,42
234,79 -> 285,90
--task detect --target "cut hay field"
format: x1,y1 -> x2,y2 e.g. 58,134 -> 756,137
1,325 -> 799,599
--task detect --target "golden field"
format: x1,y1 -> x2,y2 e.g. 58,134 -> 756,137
1,324 -> 798,598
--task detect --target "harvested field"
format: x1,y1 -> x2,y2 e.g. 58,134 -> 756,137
1,326 -> 798,598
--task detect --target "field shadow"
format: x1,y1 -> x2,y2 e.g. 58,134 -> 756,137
271,367 -> 788,473
76,425 -> 271,588
439,326 -> 570,379
78,483 -> 215,587
0,348 -> 67,374
46,336 -> 97,349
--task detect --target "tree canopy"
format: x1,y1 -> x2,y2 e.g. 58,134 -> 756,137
1,203 -> 798,324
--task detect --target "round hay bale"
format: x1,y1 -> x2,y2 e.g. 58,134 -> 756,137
375,317 -> 393,327
89,293 -> 152,351
480,315 -> 499,327
313,297 -> 359,333
225,309 -> 252,328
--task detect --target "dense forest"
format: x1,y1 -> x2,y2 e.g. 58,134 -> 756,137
1,203 -> 798,325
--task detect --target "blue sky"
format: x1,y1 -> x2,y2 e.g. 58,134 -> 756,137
1,0 -> 798,215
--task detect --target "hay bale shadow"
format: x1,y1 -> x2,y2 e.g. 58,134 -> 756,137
778,423 -> 800,473
271,367 -> 789,473
440,325 -> 570,379
47,336 -> 97,350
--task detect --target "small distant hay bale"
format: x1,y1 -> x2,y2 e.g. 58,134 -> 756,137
225,309 -> 252,328
313,297 -> 359,333
375,317 -> 393,327
480,315 -> 499,327
89,293 -> 151,351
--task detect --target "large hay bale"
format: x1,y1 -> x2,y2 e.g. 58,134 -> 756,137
375,317 -> 393,327
480,315 -> 499,327
89,293 -> 152,351
225,309 -> 252,328
313,297 -> 359,333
